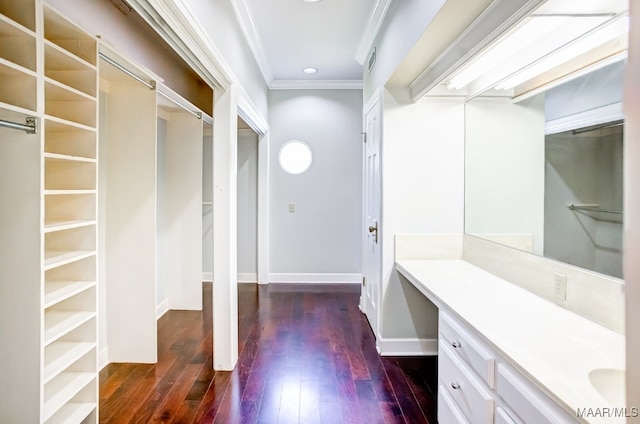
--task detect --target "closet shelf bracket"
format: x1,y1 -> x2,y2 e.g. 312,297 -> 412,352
0,117 -> 38,134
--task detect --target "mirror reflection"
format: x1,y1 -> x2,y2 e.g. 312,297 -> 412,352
464,61 -> 625,278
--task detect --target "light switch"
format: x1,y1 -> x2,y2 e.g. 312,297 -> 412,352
289,203 -> 296,213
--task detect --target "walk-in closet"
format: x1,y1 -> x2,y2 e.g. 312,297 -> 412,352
0,1 -> 214,422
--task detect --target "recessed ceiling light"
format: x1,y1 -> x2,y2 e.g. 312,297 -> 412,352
302,67 -> 318,74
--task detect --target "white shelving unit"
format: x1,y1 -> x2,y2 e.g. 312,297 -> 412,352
0,1 -> 98,422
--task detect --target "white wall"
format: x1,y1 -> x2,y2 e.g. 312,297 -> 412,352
183,0 -> 269,117
380,92 -> 465,342
465,96 -> 546,254
268,90 -> 362,281
202,131 -> 213,277
624,1 -> 640,416
237,129 -> 258,280
156,118 -> 168,306
363,0 -> 446,102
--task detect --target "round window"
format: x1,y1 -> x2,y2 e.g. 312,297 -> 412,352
278,140 -> 313,175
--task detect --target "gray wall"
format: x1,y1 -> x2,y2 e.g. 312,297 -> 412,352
545,130 -> 623,278
268,90 -> 363,278
237,130 -> 258,278
545,61 -> 624,121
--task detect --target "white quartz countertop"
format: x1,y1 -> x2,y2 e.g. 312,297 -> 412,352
396,259 -> 626,424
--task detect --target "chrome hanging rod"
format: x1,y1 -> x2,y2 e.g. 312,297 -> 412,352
0,117 -> 38,134
572,120 -> 624,135
568,204 -> 623,215
157,90 -> 202,120
99,52 -> 156,90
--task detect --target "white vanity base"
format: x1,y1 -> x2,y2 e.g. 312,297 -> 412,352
396,257 -> 626,424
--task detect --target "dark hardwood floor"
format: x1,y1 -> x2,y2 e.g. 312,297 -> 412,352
99,283 -> 438,423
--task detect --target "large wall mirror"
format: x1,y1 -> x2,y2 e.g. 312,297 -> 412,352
464,60 -> 625,278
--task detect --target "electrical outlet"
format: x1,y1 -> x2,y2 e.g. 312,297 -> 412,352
288,203 -> 295,213
554,273 -> 567,301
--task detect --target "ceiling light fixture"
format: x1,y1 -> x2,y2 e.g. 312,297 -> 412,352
496,15 -> 629,90
302,67 -> 318,74
445,10 -> 628,93
303,0 -> 322,3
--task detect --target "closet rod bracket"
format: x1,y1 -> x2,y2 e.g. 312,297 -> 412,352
0,116 -> 39,134
25,117 -> 38,134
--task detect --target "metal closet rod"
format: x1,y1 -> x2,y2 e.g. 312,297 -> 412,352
0,117 -> 38,134
99,52 -> 156,90
157,90 -> 202,120
568,204 -> 623,215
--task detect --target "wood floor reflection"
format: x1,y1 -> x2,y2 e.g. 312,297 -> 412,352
99,283 -> 438,423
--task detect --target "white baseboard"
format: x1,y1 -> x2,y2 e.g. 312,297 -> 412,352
376,337 -> 438,356
156,299 -> 169,319
238,272 -> 257,283
99,347 -> 109,371
202,272 -> 259,283
269,273 -> 362,284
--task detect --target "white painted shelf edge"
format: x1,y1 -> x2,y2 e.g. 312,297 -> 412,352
0,56 -> 38,77
44,250 -> 96,270
45,402 -> 96,424
44,280 -> 96,309
44,341 -> 95,383
44,152 -> 96,163
43,372 -> 95,421
44,311 -> 96,346
0,11 -> 36,35
44,220 -> 96,234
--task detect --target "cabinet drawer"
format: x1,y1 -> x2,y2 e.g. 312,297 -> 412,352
439,384 -> 470,424
439,344 -> 494,424
496,364 -> 570,424
496,407 -> 518,424
440,311 -> 495,387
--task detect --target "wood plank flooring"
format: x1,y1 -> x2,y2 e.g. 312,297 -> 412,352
99,283 -> 438,423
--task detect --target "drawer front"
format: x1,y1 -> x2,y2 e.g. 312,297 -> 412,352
439,384 -> 470,424
439,344 -> 494,424
496,364 -> 570,424
440,312 -> 495,388
496,407 -> 519,424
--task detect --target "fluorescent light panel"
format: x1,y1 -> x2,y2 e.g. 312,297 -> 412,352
445,5 -> 628,92
496,15 -> 629,89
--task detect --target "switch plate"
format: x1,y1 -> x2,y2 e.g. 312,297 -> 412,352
288,203 -> 295,213
554,273 -> 567,301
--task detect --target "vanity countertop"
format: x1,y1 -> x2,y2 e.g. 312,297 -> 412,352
396,259 -> 626,424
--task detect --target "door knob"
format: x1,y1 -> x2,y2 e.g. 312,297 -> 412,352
369,226 -> 377,233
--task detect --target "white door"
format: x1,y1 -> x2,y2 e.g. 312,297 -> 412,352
362,94 -> 382,336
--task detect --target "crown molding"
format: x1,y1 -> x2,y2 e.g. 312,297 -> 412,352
127,0 -> 269,134
230,0 -> 274,85
354,0 -> 394,65
270,80 -> 364,90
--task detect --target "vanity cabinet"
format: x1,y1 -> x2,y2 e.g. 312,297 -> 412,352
438,311 -> 576,424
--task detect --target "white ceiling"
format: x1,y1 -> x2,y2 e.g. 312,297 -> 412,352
232,0 -> 377,86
